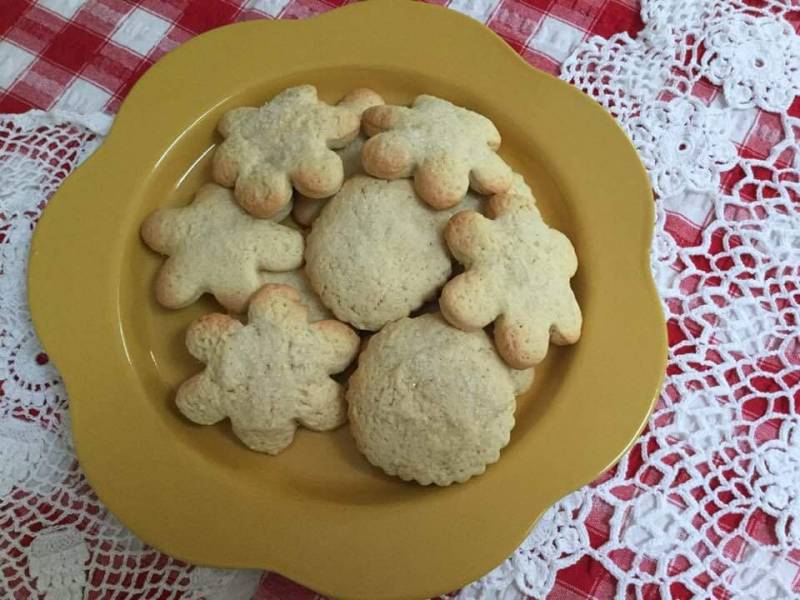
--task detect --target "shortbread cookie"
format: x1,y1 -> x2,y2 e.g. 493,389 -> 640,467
510,367 -> 535,395
401,302 -> 533,394
292,135 -> 366,226
361,95 -> 512,209
305,176 -> 481,331
259,269 -> 331,322
213,85 -> 383,219
292,196 -> 326,228
141,184 -> 304,312
176,284 -> 360,455
347,313 -> 520,485
440,178 -> 582,368
292,91 -> 379,226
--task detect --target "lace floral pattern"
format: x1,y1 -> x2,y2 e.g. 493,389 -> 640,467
549,0 -> 798,596
701,14 -> 800,112
457,492 -> 592,599
626,97 -> 737,198
28,527 -> 89,600
1,1 -> 800,598
0,113 -> 257,599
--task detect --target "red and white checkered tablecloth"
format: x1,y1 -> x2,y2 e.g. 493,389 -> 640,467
0,0 -> 644,115
2,1 -> 799,600
0,2 -> 645,599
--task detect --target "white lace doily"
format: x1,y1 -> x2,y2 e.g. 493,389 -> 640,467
1,1 -> 799,598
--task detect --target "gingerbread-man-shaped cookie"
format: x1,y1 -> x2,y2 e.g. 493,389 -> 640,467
176,284 -> 360,454
213,85 -> 383,219
292,135 -> 366,227
361,95 -> 513,209
440,176 -> 582,368
291,77 -> 385,227
141,184 -> 304,312
291,87 -> 384,226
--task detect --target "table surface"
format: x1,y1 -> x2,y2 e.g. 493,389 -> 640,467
0,1 -> 644,597
0,0 -> 644,114
2,1 -> 799,600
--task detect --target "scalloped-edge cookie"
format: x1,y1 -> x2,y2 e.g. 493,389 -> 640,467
305,175 -> 481,331
348,313 -> 529,485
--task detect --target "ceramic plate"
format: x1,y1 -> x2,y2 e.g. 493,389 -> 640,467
28,2 -> 666,599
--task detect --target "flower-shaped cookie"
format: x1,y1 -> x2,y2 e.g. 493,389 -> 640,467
212,85 -> 383,219
361,95 -> 512,209
440,177 -> 582,368
259,268 -> 331,322
141,184 -> 304,312
176,284 -> 360,455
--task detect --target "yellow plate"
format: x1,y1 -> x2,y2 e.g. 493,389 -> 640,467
28,2 -> 666,599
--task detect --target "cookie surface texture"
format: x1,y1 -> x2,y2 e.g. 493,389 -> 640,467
305,176 -> 480,331
347,313 -> 518,485
510,366 -> 535,395
361,95 -> 512,209
175,284 -> 360,455
292,135 -> 367,227
259,268 -> 331,322
440,176 -> 582,368
212,85 -> 382,219
140,184 -> 304,312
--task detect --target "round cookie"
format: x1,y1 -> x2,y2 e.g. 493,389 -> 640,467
347,313 -> 521,486
305,175 -> 481,331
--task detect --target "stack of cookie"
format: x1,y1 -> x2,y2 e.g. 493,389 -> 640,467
141,85 -> 582,486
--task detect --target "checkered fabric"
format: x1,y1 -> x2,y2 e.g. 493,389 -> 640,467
657,108 -> 800,283
0,0 -> 644,114
11,1 -> 795,600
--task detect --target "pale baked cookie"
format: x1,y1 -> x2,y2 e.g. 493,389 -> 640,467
361,95 -> 512,209
510,367 -> 535,395
212,85 -> 384,219
440,176 -> 582,368
259,268 -> 331,322
292,198 -> 325,228
305,176 -> 481,331
347,313 -> 521,485
292,135 -> 366,227
176,284 -> 360,455
292,91 -> 380,226
141,184 -> 304,312
400,302 -> 533,394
